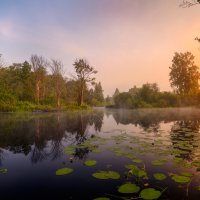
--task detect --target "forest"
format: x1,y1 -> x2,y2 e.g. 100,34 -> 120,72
0,54 -> 104,111
1,49 -> 200,111
107,51 -> 200,108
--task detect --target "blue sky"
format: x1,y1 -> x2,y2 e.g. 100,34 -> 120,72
0,0 -> 200,96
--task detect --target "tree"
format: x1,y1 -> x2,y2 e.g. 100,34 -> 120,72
114,92 -> 133,108
180,0 -> 200,7
50,59 -> 65,107
93,82 -> 104,103
7,61 -> 33,100
169,52 -> 200,95
73,59 -> 97,106
113,88 -> 120,98
30,55 -> 47,104
139,83 -> 159,103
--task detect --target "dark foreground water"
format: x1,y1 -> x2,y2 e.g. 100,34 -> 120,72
0,108 -> 200,200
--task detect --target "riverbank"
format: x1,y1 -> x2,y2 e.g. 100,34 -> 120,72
0,101 -> 91,112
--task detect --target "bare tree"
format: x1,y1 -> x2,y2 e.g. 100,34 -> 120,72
30,54 -> 47,104
180,0 -> 200,7
73,59 -> 97,106
50,59 -> 65,108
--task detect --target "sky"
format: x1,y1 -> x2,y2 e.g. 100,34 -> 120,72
0,0 -> 200,96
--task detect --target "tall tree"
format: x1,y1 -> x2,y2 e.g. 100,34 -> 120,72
73,59 -> 97,106
169,52 -> 200,95
30,55 -> 47,104
50,59 -> 65,107
139,83 -> 159,103
93,82 -> 104,102
113,88 -> 120,98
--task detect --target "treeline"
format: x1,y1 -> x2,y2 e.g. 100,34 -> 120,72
107,51 -> 200,109
107,84 -> 179,108
0,54 -> 104,111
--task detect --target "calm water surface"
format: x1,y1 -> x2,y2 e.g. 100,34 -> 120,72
0,108 -> 200,200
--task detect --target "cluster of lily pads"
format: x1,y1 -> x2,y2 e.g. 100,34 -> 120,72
55,126 -> 200,199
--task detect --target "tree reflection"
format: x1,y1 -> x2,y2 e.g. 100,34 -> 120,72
0,110 -> 104,164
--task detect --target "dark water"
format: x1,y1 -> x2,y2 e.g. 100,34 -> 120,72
0,108 -> 200,200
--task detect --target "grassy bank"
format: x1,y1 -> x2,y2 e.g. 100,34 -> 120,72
0,101 -> 91,112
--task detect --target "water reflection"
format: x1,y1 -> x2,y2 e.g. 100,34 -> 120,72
0,108 -> 200,165
0,110 -> 104,164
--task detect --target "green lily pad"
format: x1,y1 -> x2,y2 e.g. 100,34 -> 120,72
84,160 -> 97,166
93,198 -> 110,200
153,173 -> 166,181
140,188 -> 161,200
180,172 -> 193,177
92,171 -> 120,180
0,168 -> 7,174
132,159 -> 143,163
171,175 -> 190,183
129,165 -> 147,178
151,159 -> 167,166
55,167 -> 73,176
125,164 -> 137,169
118,183 -> 140,194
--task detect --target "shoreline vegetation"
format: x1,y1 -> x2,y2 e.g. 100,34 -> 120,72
1,50 -> 200,112
0,55 -> 104,112
0,101 -> 91,112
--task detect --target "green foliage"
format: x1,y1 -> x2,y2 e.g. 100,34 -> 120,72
169,52 -> 200,95
73,58 -> 97,106
140,188 -> 161,200
153,173 -> 166,181
118,183 -> 140,194
171,175 -> 191,183
92,171 -> 120,180
112,83 -> 180,109
0,168 -> 8,174
0,57 -> 102,111
84,160 -> 97,166
55,167 -> 73,176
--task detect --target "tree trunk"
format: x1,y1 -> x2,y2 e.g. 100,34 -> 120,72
79,87 -> 83,106
35,81 -> 40,104
57,96 -> 60,108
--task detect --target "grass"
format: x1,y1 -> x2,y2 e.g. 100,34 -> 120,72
0,101 -> 91,112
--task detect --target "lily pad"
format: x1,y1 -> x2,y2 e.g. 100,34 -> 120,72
93,198 -> 110,200
125,164 -> 137,169
129,165 -> 147,178
55,167 -> 73,176
118,183 -> 140,194
151,159 -> 167,166
153,173 -> 166,181
132,159 -> 143,163
171,175 -> 190,183
140,188 -> 161,200
84,160 -> 97,166
0,168 -> 7,174
180,172 -> 193,177
92,171 -> 120,180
